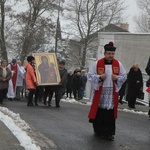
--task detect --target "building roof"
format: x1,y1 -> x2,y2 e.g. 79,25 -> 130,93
63,24 -> 129,44
99,24 -> 129,32
89,24 -> 129,39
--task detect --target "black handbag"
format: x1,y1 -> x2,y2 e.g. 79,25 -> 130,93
137,90 -> 144,100
146,78 -> 150,87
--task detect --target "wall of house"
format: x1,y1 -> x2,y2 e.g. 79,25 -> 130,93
95,32 -> 150,105
98,32 -> 150,73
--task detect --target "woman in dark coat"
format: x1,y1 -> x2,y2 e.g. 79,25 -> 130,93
72,68 -> 82,100
66,70 -> 73,98
126,64 -> 143,108
0,60 -> 12,104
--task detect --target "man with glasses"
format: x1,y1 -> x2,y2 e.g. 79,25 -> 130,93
87,41 -> 126,141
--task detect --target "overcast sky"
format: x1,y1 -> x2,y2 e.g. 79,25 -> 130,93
125,0 -> 139,33
10,0 -> 139,34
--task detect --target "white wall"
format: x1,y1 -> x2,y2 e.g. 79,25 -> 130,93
98,32 -> 150,73
96,32 -> 150,105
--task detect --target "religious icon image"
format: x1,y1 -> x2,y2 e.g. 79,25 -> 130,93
32,53 -> 61,85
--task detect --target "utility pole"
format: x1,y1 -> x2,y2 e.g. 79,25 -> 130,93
55,0 -> 61,53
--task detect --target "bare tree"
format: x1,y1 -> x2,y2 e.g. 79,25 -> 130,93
0,0 -> 8,61
134,0 -> 150,32
8,0 -> 64,63
64,0 -> 126,68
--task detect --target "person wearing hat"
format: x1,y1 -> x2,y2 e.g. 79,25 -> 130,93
42,60 -> 67,107
25,55 -> 38,106
87,41 -> 126,140
7,58 -> 24,100
49,60 -> 68,107
53,60 -> 67,107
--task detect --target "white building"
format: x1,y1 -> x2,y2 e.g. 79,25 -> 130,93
86,32 -> 150,106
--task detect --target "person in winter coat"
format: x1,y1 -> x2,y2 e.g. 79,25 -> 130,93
25,56 -> 37,106
0,60 -> 12,104
66,70 -> 73,98
80,70 -> 87,99
72,68 -> 83,100
16,60 -> 25,100
45,60 -> 68,107
126,64 -> 143,109
55,60 -> 68,107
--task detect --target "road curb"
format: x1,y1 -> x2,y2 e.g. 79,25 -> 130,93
27,125 -> 57,150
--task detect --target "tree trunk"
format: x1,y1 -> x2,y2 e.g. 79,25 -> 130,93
0,0 -> 8,62
20,37 -> 31,64
81,47 -> 87,69
81,38 -> 88,68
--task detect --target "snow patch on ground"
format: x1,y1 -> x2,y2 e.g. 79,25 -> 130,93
62,98 -> 148,116
119,108 -> 148,116
0,107 -> 41,150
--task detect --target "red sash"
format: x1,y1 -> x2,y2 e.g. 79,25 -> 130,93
88,58 -> 120,119
10,63 -> 18,92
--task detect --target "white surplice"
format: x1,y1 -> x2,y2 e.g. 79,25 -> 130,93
87,60 -> 127,110
7,64 -> 24,99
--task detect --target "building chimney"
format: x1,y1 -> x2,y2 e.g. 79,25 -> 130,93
120,23 -> 129,31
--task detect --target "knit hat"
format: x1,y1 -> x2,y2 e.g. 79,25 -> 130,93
12,58 -> 17,64
27,56 -> 35,62
59,60 -> 65,65
104,41 -> 116,51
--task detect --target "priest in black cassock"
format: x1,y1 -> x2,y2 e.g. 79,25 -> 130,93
87,41 -> 126,140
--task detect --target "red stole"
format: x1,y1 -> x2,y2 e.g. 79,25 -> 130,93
88,58 -> 120,120
10,63 -> 18,92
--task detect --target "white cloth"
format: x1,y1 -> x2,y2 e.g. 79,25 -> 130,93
7,79 -> 16,98
87,60 -> 127,110
7,64 -> 23,98
2,67 -> 7,78
16,66 -> 25,87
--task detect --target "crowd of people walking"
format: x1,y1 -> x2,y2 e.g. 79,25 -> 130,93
0,53 -> 149,110
0,56 -> 87,108
0,43 -> 150,142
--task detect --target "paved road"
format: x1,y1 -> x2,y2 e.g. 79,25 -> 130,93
4,99 -> 150,150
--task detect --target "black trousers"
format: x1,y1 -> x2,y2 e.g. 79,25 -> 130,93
0,89 -> 8,103
34,87 -> 44,104
126,93 -> 137,108
27,89 -> 35,105
43,86 -> 65,106
55,87 -> 65,106
66,88 -> 72,98
92,108 -> 115,136
43,86 -> 54,105
73,88 -> 81,99
119,94 -> 124,102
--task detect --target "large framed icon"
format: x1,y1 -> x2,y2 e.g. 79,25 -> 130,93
32,53 -> 61,86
